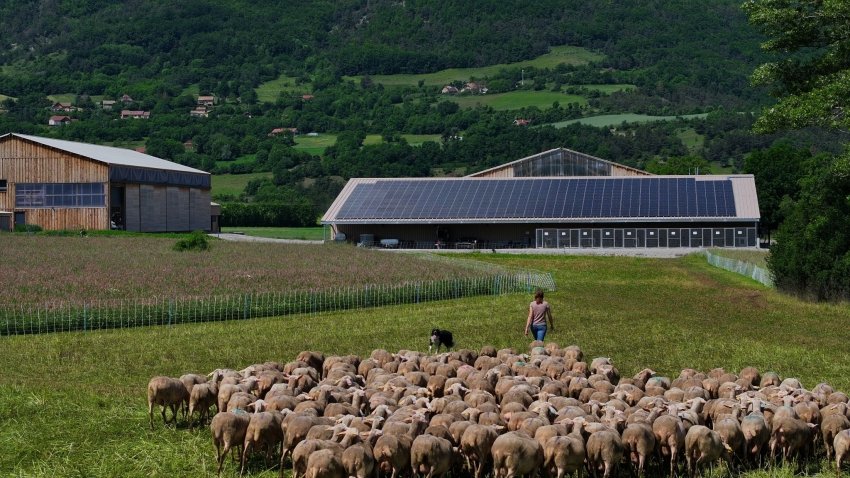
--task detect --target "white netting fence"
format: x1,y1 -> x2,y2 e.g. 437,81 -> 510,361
0,271 -> 555,336
705,251 -> 773,287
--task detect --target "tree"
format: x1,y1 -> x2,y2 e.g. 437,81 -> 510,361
743,141 -> 807,239
744,0 -> 850,299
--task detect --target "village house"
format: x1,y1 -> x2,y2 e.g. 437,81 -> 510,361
269,127 -> 299,137
461,82 -> 488,94
197,95 -> 215,107
441,85 -> 459,95
50,102 -> 75,113
120,110 -> 150,120
513,118 -> 531,126
189,106 -> 209,118
301,94 -> 314,101
100,100 -> 116,110
48,115 -> 72,126
120,94 -> 134,103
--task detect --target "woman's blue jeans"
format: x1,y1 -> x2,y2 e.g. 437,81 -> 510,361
531,324 -> 547,341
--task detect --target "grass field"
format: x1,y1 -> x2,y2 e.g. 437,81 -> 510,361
709,247 -> 770,268
1,252 -> 848,476
579,84 -> 637,94
220,226 -> 325,240
255,75 -> 309,103
677,127 -> 706,154
449,91 -> 587,111
211,172 -> 273,197
345,46 -> 604,87
293,133 -> 442,155
549,113 -> 710,128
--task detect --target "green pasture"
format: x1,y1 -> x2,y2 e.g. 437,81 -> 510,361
450,91 -> 587,111
549,113 -> 710,128
46,93 -> 77,103
211,172 -> 273,197
677,127 -> 705,154
0,93 -> 16,102
293,133 -> 441,155
579,84 -> 637,94
1,251 -> 849,477
346,45 -> 604,87
709,247 -> 769,268
293,134 -> 338,155
255,75 -> 309,103
219,226 -> 325,240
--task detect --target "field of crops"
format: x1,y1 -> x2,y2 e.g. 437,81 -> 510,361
2,252 -> 849,477
0,235 -> 491,305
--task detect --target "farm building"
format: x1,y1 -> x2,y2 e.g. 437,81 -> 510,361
0,133 -> 214,232
322,148 -> 760,249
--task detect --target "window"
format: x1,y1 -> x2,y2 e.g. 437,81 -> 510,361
15,183 -> 105,208
0,179 -> 6,191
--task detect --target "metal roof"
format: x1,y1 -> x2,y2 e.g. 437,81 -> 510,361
323,175 -> 760,225
3,133 -> 208,175
467,147 -> 652,178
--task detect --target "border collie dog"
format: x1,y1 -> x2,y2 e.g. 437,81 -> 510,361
429,328 -> 454,354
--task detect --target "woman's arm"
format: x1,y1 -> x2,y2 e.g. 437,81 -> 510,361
524,305 -> 533,335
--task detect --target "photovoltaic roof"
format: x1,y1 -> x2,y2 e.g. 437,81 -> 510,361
324,176 -> 759,224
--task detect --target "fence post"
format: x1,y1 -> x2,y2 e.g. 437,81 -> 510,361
168,299 -> 174,326
244,294 -> 251,320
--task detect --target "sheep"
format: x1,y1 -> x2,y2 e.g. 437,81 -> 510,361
836,429 -> 850,475
770,416 -> 818,462
542,427 -> 585,478
410,434 -> 454,478
306,448 -> 346,478
240,411 -> 285,477
621,421 -> 657,476
712,416 -> 745,463
461,424 -> 501,478
586,428 -> 624,478
822,413 -> 850,460
211,410 -> 251,476
293,439 -> 343,478
147,376 -> 189,429
685,425 -> 731,477
491,431 -> 543,478
188,381 -> 218,429
180,373 -> 208,417
653,413 -> 686,478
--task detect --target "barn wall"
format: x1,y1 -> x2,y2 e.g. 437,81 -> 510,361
189,188 -> 211,231
166,187 -> 190,231
0,137 -> 109,230
124,184 -> 141,232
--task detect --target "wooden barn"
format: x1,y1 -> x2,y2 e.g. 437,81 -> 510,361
0,133 -> 213,232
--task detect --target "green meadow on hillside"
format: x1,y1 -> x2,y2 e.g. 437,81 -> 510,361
345,46 -> 604,87
449,91 -> 587,111
550,113 -> 710,128
1,245 -> 848,477
211,172 -> 273,198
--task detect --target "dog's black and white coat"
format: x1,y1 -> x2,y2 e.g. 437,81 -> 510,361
429,328 -> 454,354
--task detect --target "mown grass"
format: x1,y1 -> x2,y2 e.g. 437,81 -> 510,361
677,127 -> 705,154
345,46 -> 604,87
449,91 -> 587,111
709,247 -> 770,268
219,226 -> 325,240
255,75 -> 310,103
550,113 -> 710,128
292,134 -> 441,156
211,172 -> 273,197
1,252 -> 848,477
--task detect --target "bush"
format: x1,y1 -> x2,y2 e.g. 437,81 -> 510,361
220,202 -> 316,227
13,224 -> 42,233
173,230 -> 210,252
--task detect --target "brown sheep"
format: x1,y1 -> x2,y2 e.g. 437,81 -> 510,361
211,410 -> 251,476
147,376 -> 189,429
491,431 -> 543,478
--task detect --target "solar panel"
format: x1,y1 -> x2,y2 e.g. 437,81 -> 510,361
333,177 -> 739,221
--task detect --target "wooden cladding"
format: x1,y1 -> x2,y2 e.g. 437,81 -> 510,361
15,208 -> 108,230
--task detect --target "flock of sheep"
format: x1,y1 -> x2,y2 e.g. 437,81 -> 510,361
146,343 -> 850,478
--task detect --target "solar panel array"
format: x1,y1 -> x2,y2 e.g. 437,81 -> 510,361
333,178 -> 737,221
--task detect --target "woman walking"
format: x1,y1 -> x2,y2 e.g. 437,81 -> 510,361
524,289 -> 554,341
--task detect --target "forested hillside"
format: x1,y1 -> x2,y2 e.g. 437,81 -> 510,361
0,0 -> 841,223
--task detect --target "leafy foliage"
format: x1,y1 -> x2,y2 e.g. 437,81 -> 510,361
172,230 -> 210,252
745,0 -> 850,300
